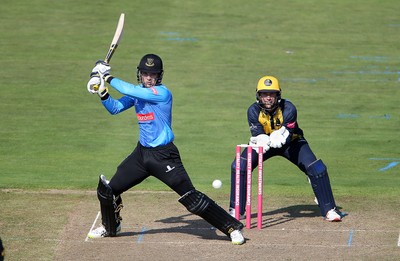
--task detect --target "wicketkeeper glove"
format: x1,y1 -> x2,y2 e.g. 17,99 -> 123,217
249,134 -> 271,153
269,127 -> 289,148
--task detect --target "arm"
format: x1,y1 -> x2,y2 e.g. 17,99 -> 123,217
101,95 -> 136,115
247,104 -> 265,137
247,104 -> 271,153
107,77 -> 170,103
281,99 -> 298,142
87,62 -> 169,104
281,99 -> 298,132
269,100 -> 297,148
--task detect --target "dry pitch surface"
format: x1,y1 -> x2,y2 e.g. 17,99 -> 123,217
1,190 -> 399,260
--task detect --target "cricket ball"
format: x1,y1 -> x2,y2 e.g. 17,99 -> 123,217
212,179 -> 222,189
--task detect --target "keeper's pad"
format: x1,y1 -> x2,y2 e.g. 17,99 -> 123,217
306,160 -> 336,216
97,175 -> 123,236
179,190 -> 244,237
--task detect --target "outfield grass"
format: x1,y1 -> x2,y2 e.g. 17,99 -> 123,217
1,0 -> 399,259
1,1 -> 399,193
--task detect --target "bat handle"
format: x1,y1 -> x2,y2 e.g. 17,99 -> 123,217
92,84 -> 100,91
104,44 -> 117,64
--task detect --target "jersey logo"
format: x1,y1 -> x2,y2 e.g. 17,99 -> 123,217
249,123 -> 258,131
137,112 -> 155,121
145,58 -> 155,67
165,165 -> 176,173
287,121 -> 296,129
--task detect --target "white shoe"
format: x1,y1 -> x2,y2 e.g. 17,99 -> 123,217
325,208 -> 342,222
230,230 -> 245,245
88,224 -> 121,238
229,208 -> 246,220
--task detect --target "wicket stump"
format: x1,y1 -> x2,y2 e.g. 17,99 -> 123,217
235,144 -> 264,229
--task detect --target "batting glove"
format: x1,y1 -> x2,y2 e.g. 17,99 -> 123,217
87,75 -> 100,94
91,60 -> 111,77
87,73 -> 108,98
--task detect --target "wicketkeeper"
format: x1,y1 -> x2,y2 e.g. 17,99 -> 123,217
86,54 -> 245,244
229,75 -> 345,222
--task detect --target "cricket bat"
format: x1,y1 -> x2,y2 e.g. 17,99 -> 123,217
93,13 -> 125,91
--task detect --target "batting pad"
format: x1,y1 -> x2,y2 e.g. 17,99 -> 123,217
179,190 -> 244,236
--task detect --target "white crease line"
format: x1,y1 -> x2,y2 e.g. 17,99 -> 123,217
85,211 -> 100,242
397,230 -> 400,247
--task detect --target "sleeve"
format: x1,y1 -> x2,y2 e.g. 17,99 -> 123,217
282,100 -> 298,129
101,95 -> 136,115
281,100 -> 299,143
109,78 -> 170,103
247,103 -> 265,137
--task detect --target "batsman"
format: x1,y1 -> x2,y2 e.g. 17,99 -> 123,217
86,54 -> 245,245
229,75 -> 345,222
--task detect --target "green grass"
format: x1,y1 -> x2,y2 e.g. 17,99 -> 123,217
0,1 -> 399,260
0,0 -> 399,199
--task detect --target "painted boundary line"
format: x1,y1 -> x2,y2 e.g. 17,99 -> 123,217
379,162 -> 399,171
137,227 -> 146,244
347,229 -> 354,247
368,158 -> 400,171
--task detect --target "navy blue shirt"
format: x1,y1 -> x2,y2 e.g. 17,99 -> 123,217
247,99 -> 304,140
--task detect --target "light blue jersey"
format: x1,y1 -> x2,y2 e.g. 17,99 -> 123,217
101,77 -> 174,147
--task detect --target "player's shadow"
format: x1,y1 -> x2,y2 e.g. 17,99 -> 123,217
118,205 -> 345,238
252,204 -> 345,229
118,213 -> 228,241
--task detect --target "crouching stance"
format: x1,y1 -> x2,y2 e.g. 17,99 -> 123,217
86,54 -> 245,244
229,75 -> 345,222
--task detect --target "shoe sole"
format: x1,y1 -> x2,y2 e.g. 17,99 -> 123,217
87,234 -> 104,239
325,217 -> 342,222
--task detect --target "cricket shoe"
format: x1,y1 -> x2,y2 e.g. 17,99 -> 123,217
230,230 -> 245,245
229,208 -> 246,220
87,224 -> 121,238
325,208 -> 342,222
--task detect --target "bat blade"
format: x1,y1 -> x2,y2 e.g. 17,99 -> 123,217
104,13 -> 125,63
92,13 -> 125,91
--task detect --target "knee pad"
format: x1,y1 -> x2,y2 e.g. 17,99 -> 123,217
306,160 -> 336,216
97,175 -> 123,236
307,159 -> 327,178
178,190 -> 209,215
179,190 -> 243,236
